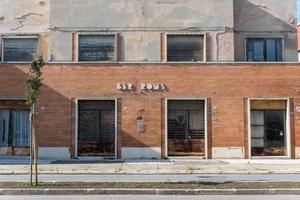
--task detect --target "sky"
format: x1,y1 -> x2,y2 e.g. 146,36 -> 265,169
298,0 -> 300,22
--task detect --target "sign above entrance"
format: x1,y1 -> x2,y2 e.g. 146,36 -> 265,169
116,83 -> 133,91
117,83 -> 166,92
141,83 -> 165,91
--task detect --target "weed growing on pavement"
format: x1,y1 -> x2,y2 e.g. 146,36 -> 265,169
20,182 -> 55,188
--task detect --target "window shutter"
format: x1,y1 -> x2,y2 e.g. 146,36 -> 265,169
78,35 -> 115,62
3,38 -> 38,62
167,35 -> 204,62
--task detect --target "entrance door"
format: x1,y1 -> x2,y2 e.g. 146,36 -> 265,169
167,100 -> 205,156
250,100 -> 287,157
78,100 -> 115,157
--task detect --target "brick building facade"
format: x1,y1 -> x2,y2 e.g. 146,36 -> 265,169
0,0 -> 299,159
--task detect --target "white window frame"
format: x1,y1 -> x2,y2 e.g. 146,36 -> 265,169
1,35 -> 40,63
75,97 -> 118,159
244,35 -> 285,62
165,33 -> 207,63
165,97 -> 208,159
247,98 -> 291,159
76,33 -> 118,63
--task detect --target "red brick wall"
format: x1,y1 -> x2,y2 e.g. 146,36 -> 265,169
1,63 -> 300,158
297,25 -> 300,51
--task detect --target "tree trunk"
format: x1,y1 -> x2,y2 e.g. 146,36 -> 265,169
32,103 -> 38,185
29,105 -> 33,186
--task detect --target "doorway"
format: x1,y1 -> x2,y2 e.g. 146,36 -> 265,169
167,100 -> 206,156
250,100 -> 288,157
77,100 -> 115,157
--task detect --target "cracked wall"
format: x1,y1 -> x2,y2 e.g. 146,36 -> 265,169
49,0 -> 235,62
0,0 -> 297,62
0,0 -> 49,60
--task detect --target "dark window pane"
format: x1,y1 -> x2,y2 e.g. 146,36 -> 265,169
167,35 -> 204,62
266,39 -> 276,61
79,35 -> 115,62
276,39 -> 283,61
247,39 -> 254,61
0,110 -> 9,147
12,111 -> 30,147
3,38 -> 38,62
265,110 -> 285,147
253,40 -> 264,61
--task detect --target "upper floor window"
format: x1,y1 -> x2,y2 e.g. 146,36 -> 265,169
2,38 -> 38,62
167,34 -> 204,62
78,34 -> 116,62
246,38 -> 283,62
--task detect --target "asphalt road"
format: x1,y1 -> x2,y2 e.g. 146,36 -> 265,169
2,174 -> 300,183
1,195 -> 300,200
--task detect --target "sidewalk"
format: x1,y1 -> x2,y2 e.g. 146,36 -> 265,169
1,157 -> 300,175
3,174 -> 300,183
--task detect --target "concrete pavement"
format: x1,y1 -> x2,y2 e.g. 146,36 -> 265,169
1,157 -> 300,174
1,196 -> 300,200
1,188 -> 300,196
2,174 -> 300,183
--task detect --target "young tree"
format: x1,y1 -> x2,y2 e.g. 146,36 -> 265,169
25,55 -> 44,186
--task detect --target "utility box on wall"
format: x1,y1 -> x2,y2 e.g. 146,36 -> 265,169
136,116 -> 146,133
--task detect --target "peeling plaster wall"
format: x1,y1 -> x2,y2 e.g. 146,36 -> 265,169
1,0 -> 296,62
234,0 -> 297,61
217,29 -> 235,61
0,0 -> 49,60
49,0 -> 235,62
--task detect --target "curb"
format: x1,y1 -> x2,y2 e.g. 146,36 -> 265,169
1,188 -> 300,195
2,172 -> 300,175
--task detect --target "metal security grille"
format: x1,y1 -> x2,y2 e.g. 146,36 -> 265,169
78,100 -> 115,157
78,35 -> 115,62
167,35 -> 204,62
168,100 -> 205,156
3,38 -> 38,62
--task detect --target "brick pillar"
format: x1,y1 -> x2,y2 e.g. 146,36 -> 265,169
161,98 -> 167,158
117,33 -> 123,62
244,98 -> 249,159
207,98 -> 212,159
161,33 -> 167,62
117,98 -> 122,159
72,33 -> 78,62
290,98 -> 295,159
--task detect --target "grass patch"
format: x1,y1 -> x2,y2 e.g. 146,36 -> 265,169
186,167 -> 201,173
20,182 -> 55,189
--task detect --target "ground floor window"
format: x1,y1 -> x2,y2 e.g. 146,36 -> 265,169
167,100 -> 205,156
0,110 -> 30,147
78,100 -> 115,157
250,100 -> 287,157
